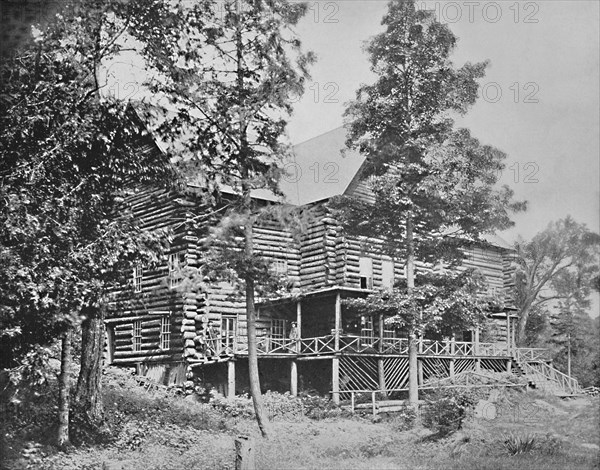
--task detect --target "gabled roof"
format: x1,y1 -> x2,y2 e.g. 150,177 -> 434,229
280,127 -> 365,205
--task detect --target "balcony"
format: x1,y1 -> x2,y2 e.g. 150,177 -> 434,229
202,333 -> 539,360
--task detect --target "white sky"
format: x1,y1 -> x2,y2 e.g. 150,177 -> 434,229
286,0 -> 600,244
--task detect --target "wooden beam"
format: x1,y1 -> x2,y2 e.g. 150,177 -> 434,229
378,358 -> 387,398
449,359 -> 455,377
332,357 -> 340,405
506,312 -> 511,354
290,360 -> 298,396
474,328 -> 480,355
378,313 -> 384,353
296,301 -> 302,338
334,293 -> 341,352
417,359 -> 424,385
228,360 -> 236,399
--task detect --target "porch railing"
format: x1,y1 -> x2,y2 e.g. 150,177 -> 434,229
203,333 -> 528,359
514,348 -> 550,362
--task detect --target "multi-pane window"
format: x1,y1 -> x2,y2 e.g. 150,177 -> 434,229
382,258 -> 394,291
133,265 -> 143,293
360,315 -> 374,347
160,316 -> 171,350
168,252 -> 185,289
272,259 -> 288,275
271,319 -> 286,339
359,257 -> 373,289
132,320 -> 142,352
221,317 -> 237,354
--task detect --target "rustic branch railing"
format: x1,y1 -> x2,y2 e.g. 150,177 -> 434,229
478,342 -> 509,356
514,348 -> 549,362
203,334 -> 541,359
521,361 -> 581,394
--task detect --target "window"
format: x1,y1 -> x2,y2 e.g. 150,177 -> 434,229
272,259 -> 288,275
133,265 -> 143,293
132,320 -> 142,352
160,316 -> 171,350
382,258 -> 394,291
360,315 -> 374,347
359,257 -> 373,289
221,317 -> 237,354
168,252 -> 185,288
271,319 -> 286,339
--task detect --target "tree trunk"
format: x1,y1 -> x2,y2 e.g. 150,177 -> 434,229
245,219 -> 271,438
57,330 -> 71,447
516,304 -> 532,346
406,213 -> 418,408
75,305 -> 105,423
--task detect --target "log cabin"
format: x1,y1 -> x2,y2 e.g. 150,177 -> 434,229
105,128 -> 580,399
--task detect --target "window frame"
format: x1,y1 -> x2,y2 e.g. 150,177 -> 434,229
132,320 -> 142,352
359,256 -> 373,289
159,316 -> 171,350
133,265 -> 143,293
168,252 -> 185,289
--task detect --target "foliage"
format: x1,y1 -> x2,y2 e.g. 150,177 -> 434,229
331,0 -> 525,346
421,387 -> 482,436
502,432 -> 536,455
0,0 -> 174,374
299,393 -> 344,420
130,0 -> 315,438
516,216 -> 600,344
390,406 -> 417,432
344,270 -> 493,336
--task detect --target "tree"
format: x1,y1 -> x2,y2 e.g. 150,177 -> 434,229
0,0 -> 174,440
514,216 -> 600,345
133,0 -> 314,438
332,0 -> 525,407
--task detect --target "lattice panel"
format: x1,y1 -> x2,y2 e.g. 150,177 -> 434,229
383,357 -> 409,390
480,358 -> 507,373
421,358 -> 450,381
454,359 -> 476,375
339,356 -> 379,391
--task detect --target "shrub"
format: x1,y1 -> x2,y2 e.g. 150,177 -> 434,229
421,388 -> 483,436
390,406 -> 417,431
299,393 -> 342,420
503,432 -> 536,455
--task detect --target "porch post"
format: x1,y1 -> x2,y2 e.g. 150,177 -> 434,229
449,359 -> 455,377
290,360 -> 298,396
227,360 -> 236,399
378,313 -> 384,353
377,358 -> 387,397
506,312 -> 511,354
417,359 -> 424,386
296,301 -> 302,338
334,293 -> 341,352
474,327 -> 480,355
475,358 -> 481,372
506,359 -> 512,373
332,357 -> 340,405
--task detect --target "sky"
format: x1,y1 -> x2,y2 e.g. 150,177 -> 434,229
284,0 -> 600,245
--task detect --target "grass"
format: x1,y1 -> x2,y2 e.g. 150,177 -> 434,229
2,369 -> 599,470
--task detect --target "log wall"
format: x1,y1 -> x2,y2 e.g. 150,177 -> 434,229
106,186 -> 517,369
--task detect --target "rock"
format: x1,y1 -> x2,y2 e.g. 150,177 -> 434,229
474,400 -> 497,420
581,443 -> 599,450
102,461 -> 133,470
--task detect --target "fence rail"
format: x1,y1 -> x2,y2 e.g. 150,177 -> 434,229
201,333 -> 538,359
521,361 -> 581,395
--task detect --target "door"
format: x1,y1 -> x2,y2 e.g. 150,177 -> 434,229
221,316 -> 237,354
